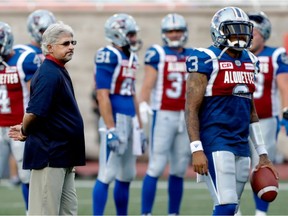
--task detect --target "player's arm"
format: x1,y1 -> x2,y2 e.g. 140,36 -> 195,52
140,47 -> 159,103
138,48 -> 158,123
277,73 -> 288,135
250,98 -> 278,178
277,73 -> 288,109
275,49 -> 288,134
185,72 -> 208,175
97,89 -> 114,129
95,48 -> 116,129
185,49 -> 214,176
133,94 -> 142,128
139,65 -> 157,103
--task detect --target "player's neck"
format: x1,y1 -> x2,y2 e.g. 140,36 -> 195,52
30,41 -> 41,48
225,48 -> 242,59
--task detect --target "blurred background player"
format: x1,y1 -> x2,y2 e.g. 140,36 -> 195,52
92,13 -> 145,215
0,21 -> 41,213
247,11 -> 288,216
140,13 -> 193,215
14,9 -> 56,61
185,7 -> 278,215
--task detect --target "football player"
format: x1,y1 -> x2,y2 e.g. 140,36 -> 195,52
14,9 -> 56,61
185,7 -> 278,215
92,13 -> 145,216
247,11 -> 288,216
0,22 -> 41,213
140,13 -> 193,215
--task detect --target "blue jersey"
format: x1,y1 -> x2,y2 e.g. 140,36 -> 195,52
14,44 -> 44,62
144,45 -> 194,111
186,45 -> 259,156
12,45 -> 41,81
95,45 -> 138,117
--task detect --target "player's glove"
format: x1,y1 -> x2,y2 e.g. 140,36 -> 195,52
139,101 -> 153,124
140,129 -> 148,154
106,128 -> 121,153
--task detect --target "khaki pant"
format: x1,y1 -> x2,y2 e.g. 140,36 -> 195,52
28,167 -> 77,215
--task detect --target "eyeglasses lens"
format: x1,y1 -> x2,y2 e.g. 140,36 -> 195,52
60,40 -> 77,46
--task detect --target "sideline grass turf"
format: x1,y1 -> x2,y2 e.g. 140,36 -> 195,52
0,179 -> 287,215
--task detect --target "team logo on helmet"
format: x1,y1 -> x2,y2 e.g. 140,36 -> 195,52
27,9 -> 56,44
33,16 -> 41,26
111,19 -> 126,30
105,13 -> 141,52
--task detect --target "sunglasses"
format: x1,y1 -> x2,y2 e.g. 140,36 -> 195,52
56,40 -> 77,46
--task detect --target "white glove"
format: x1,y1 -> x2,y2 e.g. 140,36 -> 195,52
139,101 -> 153,124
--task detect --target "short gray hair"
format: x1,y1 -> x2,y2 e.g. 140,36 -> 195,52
41,21 -> 74,55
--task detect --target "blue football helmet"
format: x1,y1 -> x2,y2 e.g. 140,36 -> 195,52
27,9 -> 56,44
161,13 -> 188,47
0,22 -> 14,56
104,13 -> 141,51
210,7 -> 253,51
248,11 -> 271,41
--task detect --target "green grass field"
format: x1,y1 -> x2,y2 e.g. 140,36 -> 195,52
0,178 -> 288,215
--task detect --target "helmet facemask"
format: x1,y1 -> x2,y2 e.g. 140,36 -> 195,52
161,13 -> 188,48
161,29 -> 188,48
126,31 -> 142,52
0,22 -> 14,57
219,20 -> 253,51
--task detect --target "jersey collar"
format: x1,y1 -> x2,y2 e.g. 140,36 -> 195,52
45,55 -> 65,68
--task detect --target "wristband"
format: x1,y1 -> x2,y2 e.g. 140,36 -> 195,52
21,126 -> 28,136
107,127 -> 116,132
190,140 -> 203,153
255,145 -> 268,156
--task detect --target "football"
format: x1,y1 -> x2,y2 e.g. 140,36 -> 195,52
250,166 -> 279,202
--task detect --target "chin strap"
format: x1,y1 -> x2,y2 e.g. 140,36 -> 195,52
204,46 -> 229,64
247,50 -> 260,74
128,51 -> 135,68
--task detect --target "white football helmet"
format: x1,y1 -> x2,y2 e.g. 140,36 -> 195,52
0,22 -> 14,56
27,9 -> 56,44
161,13 -> 188,47
248,11 -> 271,41
210,7 -> 253,51
105,13 -> 141,52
